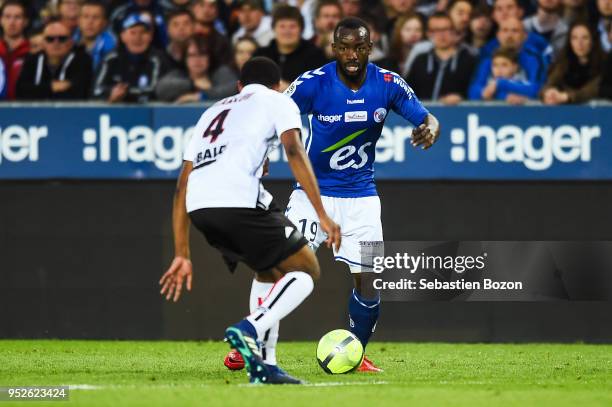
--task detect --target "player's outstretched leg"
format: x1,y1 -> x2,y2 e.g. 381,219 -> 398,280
225,245 -> 320,384
350,273 -> 383,372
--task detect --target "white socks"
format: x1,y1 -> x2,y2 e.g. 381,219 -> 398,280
249,279 -> 278,365
247,272 -> 314,362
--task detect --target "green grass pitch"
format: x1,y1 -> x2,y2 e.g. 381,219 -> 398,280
1,340 -> 611,406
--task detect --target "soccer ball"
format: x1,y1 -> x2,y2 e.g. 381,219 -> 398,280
316,329 -> 364,374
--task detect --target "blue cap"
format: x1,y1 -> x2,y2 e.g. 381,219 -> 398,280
122,13 -> 152,31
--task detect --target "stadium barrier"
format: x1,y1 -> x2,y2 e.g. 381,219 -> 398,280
1,103 -> 611,342
0,103 -> 611,180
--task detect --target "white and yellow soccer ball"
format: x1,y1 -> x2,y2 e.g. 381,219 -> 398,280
316,329 -> 364,374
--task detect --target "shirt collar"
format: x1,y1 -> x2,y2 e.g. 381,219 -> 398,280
240,83 -> 271,93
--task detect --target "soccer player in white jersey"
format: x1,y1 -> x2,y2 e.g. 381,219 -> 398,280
160,57 -> 341,384
224,18 -> 441,372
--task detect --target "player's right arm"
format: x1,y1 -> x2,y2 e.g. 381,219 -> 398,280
281,129 -> 341,251
159,160 -> 193,302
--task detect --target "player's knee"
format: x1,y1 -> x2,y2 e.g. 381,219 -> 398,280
278,244 -> 320,281
307,261 -> 321,281
301,248 -> 321,281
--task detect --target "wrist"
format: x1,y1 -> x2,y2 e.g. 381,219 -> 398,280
174,248 -> 190,259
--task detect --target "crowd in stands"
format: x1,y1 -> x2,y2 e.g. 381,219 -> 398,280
0,0 -> 611,103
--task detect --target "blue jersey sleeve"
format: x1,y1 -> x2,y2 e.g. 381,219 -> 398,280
284,74 -> 316,113
388,74 -> 429,126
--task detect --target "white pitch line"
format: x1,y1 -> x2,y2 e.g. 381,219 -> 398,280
67,381 -> 389,390
238,381 -> 389,388
304,380 -> 388,387
66,385 -> 102,390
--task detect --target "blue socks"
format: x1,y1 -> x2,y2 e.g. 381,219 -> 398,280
348,289 -> 380,348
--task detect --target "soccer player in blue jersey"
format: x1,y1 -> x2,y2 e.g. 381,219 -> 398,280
224,17 -> 440,373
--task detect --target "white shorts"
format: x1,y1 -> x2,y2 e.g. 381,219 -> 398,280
285,189 -> 384,273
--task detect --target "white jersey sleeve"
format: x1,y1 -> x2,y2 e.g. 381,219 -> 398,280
268,93 -> 302,138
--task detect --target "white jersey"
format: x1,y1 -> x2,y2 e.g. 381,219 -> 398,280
183,83 -> 301,212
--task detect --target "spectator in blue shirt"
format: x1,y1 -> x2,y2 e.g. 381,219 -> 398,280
110,0 -> 168,49
469,17 -> 547,103
482,0 -> 553,62
73,0 -> 117,72
478,47 -> 534,103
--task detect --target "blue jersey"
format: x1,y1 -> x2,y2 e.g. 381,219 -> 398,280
285,61 -> 429,198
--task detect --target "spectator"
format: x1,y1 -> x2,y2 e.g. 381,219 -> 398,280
319,30 -> 335,59
406,11 -> 477,104
477,48 -> 532,102
466,5 -> 494,53
165,8 -> 194,69
311,0 -> 343,50
233,36 -> 258,72
156,34 -> 237,102
600,51 -> 612,99
0,0 -> 30,100
597,0 -> 612,52
0,58 -> 6,99
362,13 -> 389,62
561,0 -> 590,26
339,0 -> 361,18
110,0 -> 168,49
469,17 -> 546,102
378,13 -> 425,74
94,13 -> 169,103
73,0 -> 117,71
254,5 -> 327,90
482,0 -> 551,59
384,0 -> 417,36
57,0 -> 82,33
287,0 -> 317,40
523,0 -> 568,56
191,0 -> 232,66
231,0 -> 273,47
191,0 -> 227,35
16,18 -> 92,99
542,22 -> 605,104
28,29 -> 44,54
448,0 -> 472,43
491,0 -> 524,22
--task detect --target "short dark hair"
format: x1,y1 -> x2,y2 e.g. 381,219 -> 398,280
492,47 -> 519,63
493,0 -> 521,8
166,8 -> 194,24
0,0 -> 28,18
272,5 -> 304,31
44,15 -> 69,29
315,0 -> 341,19
81,0 -> 108,19
428,11 -> 453,26
238,0 -> 264,11
333,17 -> 369,40
240,56 -> 281,87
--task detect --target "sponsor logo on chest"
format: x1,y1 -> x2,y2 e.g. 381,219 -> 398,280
345,111 -> 368,122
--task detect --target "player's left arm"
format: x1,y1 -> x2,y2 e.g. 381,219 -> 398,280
160,160 -> 193,302
411,113 -> 440,150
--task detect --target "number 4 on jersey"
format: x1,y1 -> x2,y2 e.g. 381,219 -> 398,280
203,109 -> 230,142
